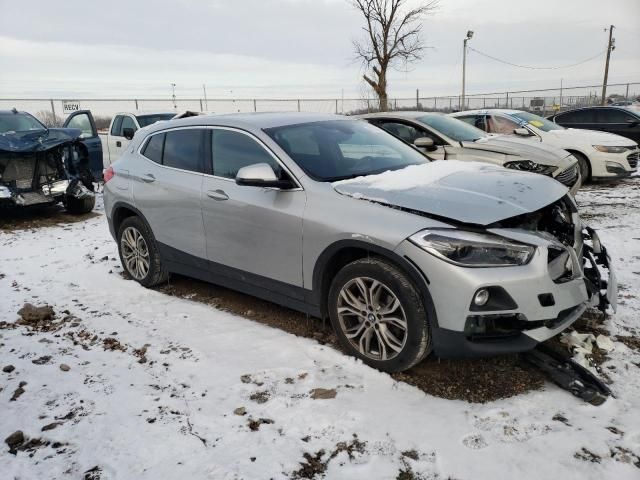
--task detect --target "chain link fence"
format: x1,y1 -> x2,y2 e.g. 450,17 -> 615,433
2,82 -> 637,127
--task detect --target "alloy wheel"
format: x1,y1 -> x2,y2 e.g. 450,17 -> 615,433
120,226 -> 150,280
336,276 -> 408,361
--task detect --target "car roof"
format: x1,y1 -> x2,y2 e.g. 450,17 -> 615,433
552,105 -> 640,117
142,112 -> 351,133
115,111 -> 175,116
452,109 -> 522,116
355,111 -> 444,120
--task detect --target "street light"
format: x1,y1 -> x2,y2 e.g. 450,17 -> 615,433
461,30 -> 474,110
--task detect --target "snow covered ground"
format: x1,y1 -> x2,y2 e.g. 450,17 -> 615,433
1,178 -> 640,480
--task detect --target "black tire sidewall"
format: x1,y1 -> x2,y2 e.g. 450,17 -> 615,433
328,258 -> 431,373
117,216 -> 166,287
64,195 -> 95,214
574,153 -> 591,183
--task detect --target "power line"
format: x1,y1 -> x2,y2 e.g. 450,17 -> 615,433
467,46 -> 606,70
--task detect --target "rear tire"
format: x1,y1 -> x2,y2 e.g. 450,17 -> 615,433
117,216 -> 168,287
327,257 -> 432,373
64,194 -> 95,214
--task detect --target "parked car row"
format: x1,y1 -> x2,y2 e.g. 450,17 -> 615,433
451,109 -> 638,181
2,105 -> 631,372
101,111 -> 618,372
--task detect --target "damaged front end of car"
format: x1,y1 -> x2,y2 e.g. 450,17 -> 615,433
0,129 -> 95,210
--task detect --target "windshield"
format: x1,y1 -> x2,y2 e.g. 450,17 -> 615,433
508,111 -> 564,132
417,115 -> 486,142
265,120 -> 428,181
0,112 -> 46,134
136,114 -> 175,127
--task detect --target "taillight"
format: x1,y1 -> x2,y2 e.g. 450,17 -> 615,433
103,166 -> 115,183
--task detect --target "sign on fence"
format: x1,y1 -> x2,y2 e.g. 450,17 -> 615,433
62,101 -> 81,114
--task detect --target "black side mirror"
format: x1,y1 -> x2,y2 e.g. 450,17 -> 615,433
122,127 -> 135,140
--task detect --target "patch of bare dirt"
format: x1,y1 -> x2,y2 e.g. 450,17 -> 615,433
0,204 -> 99,232
155,274 -> 548,403
290,436 -> 366,479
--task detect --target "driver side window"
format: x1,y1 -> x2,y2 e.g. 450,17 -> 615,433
488,115 -> 520,134
121,116 -> 137,135
212,129 -> 284,180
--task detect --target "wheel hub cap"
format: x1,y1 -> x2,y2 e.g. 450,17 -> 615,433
337,276 -> 408,361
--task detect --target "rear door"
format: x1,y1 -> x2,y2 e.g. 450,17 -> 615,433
201,127 -> 306,291
553,109 -> 597,130
63,110 -> 103,179
131,127 -> 207,260
595,108 -> 640,142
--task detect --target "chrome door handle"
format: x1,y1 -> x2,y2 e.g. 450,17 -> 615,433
141,173 -> 155,183
206,189 -> 229,201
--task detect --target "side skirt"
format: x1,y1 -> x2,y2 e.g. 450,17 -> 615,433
158,242 -> 321,318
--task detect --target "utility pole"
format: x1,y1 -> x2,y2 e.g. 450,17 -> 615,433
461,30 -> 474,110
171,83 -> 177,110
601,25 -> 615,105
203,84 -> 208,111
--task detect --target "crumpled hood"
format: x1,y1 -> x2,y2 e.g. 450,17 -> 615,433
0,128 -> 82,153
333,161 -> 568,225
463,135 -> 569,163
548,127 -> 637,146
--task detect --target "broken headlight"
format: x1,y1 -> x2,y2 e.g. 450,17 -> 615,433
504,160 -> 557,175
409,229 -> 535,267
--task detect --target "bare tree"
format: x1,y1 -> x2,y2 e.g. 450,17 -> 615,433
36,110 -> 63,127
351,0 -> 438,111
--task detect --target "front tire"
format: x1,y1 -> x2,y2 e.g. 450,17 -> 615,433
328,257 -> 432,372
573,152 -> 591,184
117,216 -> 168,287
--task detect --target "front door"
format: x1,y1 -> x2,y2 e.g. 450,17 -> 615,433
201,128 -> 306,292
63,110 -> 103,179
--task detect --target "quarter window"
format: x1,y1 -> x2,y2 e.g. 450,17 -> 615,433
212,130 -> 283,179
142,133 -> 164,164
163,129 -> 205,172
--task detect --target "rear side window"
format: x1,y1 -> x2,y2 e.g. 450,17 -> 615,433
142,133 -> 164,163
556,109 -> 596,123
212,129 -> 283,179
111,116 -> 123,136
163,129 -> 205,172
597,109 -> 636,123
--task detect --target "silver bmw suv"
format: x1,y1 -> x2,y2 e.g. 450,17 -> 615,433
103,113 -> 616,372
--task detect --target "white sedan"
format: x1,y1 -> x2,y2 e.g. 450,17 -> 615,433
451,109 -> 639,181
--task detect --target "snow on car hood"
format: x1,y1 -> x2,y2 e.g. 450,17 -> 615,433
333,161 -> 568,225
465,135 -> 569,163
0,128 -> 83,153
547,127 -> 637,146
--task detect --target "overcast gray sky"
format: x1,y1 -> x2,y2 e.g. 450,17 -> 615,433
0,0 -> 638,99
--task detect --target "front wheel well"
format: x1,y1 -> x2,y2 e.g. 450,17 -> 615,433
315,243 -> 433,323
566,149 -> 591,181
